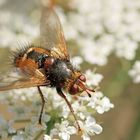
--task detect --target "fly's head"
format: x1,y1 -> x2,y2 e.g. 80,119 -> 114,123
68,72 -> 95,97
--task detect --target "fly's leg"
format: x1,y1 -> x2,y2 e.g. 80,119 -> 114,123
56,87 -> 81,132
37,86 -> 45,124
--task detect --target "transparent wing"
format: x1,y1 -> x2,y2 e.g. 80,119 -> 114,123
40,6 -> 69,60
0,68 -> 50,91
0,77 -> 49,91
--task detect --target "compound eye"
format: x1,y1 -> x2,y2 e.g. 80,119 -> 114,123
79,74 -> 86,82
70,84 -> 79,95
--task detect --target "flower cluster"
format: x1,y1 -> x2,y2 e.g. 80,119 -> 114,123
57,0 -> 140,66
0,69 -> 114,140
0,0 -> 140,64
128,61 -> 140,83
5,0 -> 140,139
0,116 -> 16,139
0,0 -> 39,47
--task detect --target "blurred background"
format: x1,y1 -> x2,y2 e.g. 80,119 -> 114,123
0,0 -> 140,140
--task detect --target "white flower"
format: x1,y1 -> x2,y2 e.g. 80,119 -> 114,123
12,123 -> 45,140
53,121 -> 76,140
63,22 -> 79,40
79,37 -> 113,66
0,116 -> 16,139
72,101 -> 88,120
0,1 -> 39,47
87,92 -> 114,114
71,56 -> 83,69
44,134 -> 52,140
85,70 -> 103,87
95,97 -> 114,114
61,103 -> 70,119
71,0 -> 101,15
31,114 -> 51,126
64,0 -> 140,63
115,37 -> 138,60
129,61 -> 140,83
24,124 -> 41,136
44,134 -> 60,140
12,131 -> 25,140
79,116 -> 102,140
56,8 -> 78,40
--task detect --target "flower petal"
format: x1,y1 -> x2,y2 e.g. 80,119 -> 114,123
59,132 -> 70,140
91,124 -> 103,134
67,126 -> 77,134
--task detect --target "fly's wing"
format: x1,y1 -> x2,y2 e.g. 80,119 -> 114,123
0,77 -> 49,91
40,6 -> 69,60
0,69 -> 50,91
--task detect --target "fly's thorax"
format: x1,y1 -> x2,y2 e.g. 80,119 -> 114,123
46,59 -> 73,87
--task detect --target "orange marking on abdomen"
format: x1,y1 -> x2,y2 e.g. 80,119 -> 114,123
14,47 -> 50,75
18,58 -> 38,75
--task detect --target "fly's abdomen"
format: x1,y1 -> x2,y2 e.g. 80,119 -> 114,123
26,48 -> 49,68
14,47 -> 49,74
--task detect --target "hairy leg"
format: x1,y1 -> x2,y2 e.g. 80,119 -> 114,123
56,87 -> 81,132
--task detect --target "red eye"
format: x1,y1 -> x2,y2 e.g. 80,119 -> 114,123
79,74 -> 86,82
70,84 -> 79,95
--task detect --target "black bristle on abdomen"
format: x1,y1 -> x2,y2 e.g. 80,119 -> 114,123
12,43 -> 36,66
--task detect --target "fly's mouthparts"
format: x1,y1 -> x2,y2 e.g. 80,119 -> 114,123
85,88 -> 95,98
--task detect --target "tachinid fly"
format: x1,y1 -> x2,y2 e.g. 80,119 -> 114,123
0,1 -> 95,132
